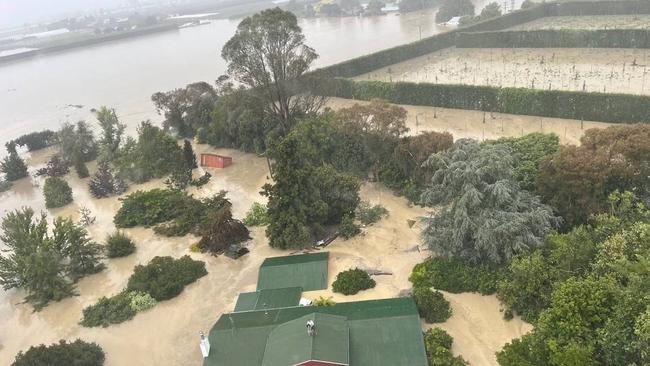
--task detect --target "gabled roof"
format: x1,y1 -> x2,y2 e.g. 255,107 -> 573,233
257,252 -> 329,291
204,297 -> 428,366
262,313 -> 349,366
234,287 -> 303,313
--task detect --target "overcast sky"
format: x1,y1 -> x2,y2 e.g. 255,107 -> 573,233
0,0 -> 129,28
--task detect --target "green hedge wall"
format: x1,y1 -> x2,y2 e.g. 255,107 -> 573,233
457,29 -> 650,48
303,77 -> 650,124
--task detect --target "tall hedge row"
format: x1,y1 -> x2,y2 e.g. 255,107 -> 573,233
303,77 -> 650,124
457,29 -> 650,49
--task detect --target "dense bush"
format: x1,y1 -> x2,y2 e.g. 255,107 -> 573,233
57,121 -> 98,163
413,287 -> 452,323
80,291 -> 136,327
410,257 -> 502,295
126,255 -> 207,301
1,150 -> 28,181
106,232 -> 136,258
332,268 -> 376,295
43,177 -> 73,208
89,162 -> 127,198
355,202 -> 389,225
12,339 -> 105,366
36,154 -> 69,177
114,189 -> 232,239
197,207 -> 250,254
0,179 -> 12,192
12,130 -> 56,152
242,202 -> 269,226
486,133 -> 559,191
424,328 -> 468,366
113,122 -> 185,183
113,189 -> 190,228
152,82 -> 217,138
537,124 -> 650,228
80,290 -> 157,327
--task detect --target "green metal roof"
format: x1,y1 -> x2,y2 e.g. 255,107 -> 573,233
257,252 -> 329,292
234,287 -> 303,312
204,297 -> 428,366
262,313 -> 349,366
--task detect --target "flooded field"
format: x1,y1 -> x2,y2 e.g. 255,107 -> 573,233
0,142 -> 530,366
354,47 -> 650,95
509,15 -> 650,30
327,97 -> 614,145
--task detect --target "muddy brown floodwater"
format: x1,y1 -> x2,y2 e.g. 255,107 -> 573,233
355,47 -> 650,95
327,97 -> 614,145
0,141 -> 531,366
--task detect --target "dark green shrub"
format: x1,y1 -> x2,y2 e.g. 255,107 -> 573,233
12,339 -> 105,366
126,255 -> 207,301
1,151 -> 28,181
424,328 -> 468,366
332,268 -> 376,295
340,214 -> 361,239
43,177 -> 73,208
409,257 -> 501,295
413,287 -> 452,323
355,201 -> 389,225
106,232 -> 136,258
113,189 -> 189,228
80,291 -> 136,327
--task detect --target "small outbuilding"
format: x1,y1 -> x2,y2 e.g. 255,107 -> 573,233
200,153 -> 232,168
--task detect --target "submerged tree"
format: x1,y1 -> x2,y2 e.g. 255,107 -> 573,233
1,147 -> 28,181
89,161 -> 127,198
52,217 -> 104,280
197,207 -> 250,254
152,82 -> 217,138
43,177 -> 73,208
436,0 -> 474,23
58,121 -> 98,163
222,8 -> 323,133
0,209 -> 73,309
36,154 -> 69,177
421,139 -> 558,264
96,106 -> 126,162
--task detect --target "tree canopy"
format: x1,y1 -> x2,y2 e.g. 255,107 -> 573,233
222,7 -> 322,133
151,82 -> 217,138
421,139 -> 558,264
436,0 -> 474,23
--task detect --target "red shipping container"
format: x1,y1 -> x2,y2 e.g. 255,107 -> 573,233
200,153 -> 232,168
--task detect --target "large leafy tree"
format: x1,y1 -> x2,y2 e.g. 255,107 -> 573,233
222,8 -> 323,133
537,124 -> 650,227
114,122 -> 184,183
58,121 -> 98,164
421,139 -> 558,264
0,209 -> 73,310
335,99 -> 409,179
52,217 -> 104,281
151,82 -> 217,138
263,134 -> 323,249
